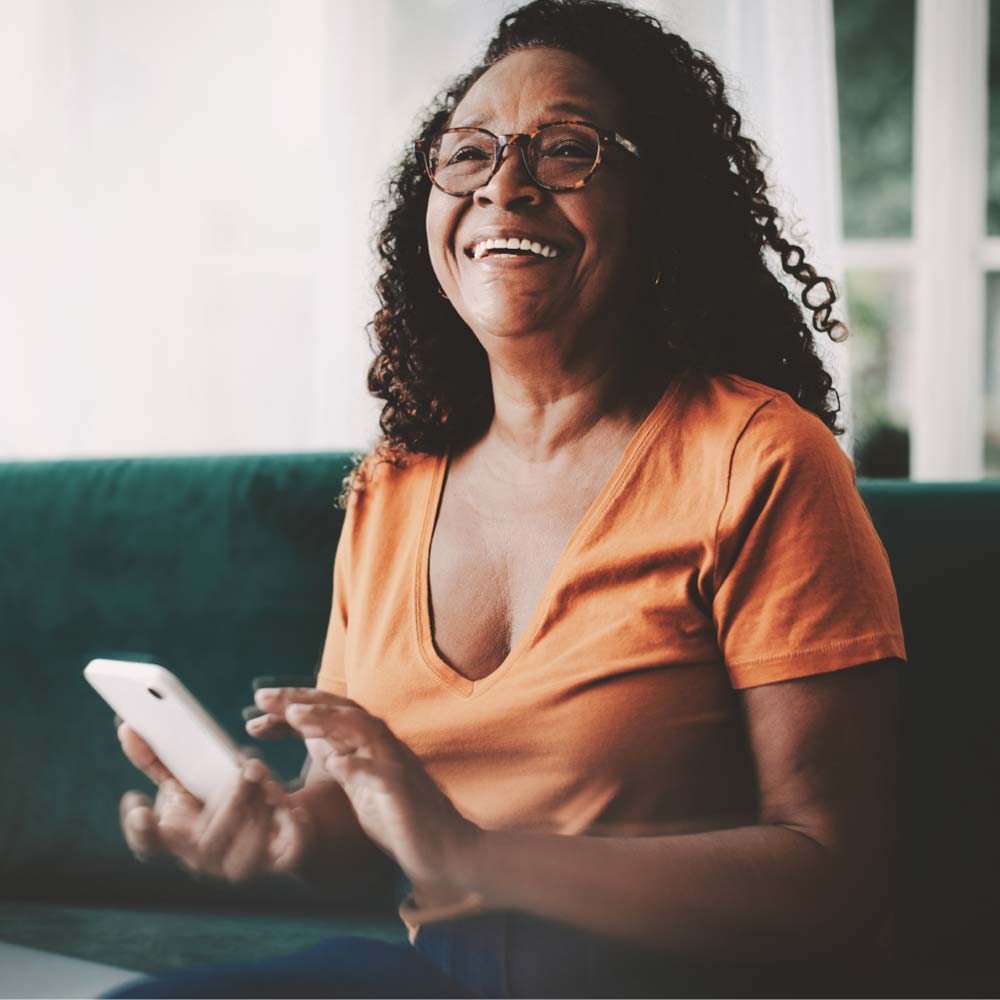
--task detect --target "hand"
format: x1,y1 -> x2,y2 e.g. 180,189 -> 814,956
254,688 -> 481,894
243,674 -> 318,743
116,723 -> 311,882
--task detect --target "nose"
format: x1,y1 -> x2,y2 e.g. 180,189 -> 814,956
473,138 -> 544,210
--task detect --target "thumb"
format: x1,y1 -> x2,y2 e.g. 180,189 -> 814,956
269,805 -> 311,874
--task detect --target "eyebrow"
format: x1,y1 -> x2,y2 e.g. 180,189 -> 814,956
452,101 -> 602,130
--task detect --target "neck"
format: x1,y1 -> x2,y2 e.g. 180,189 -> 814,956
482,348 -> 667,470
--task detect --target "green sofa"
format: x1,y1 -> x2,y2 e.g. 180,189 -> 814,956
1,454 -> 998,996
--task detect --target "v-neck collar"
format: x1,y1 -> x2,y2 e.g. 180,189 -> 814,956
413,376 -> 685,698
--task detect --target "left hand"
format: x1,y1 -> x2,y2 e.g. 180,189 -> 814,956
254,687 -> 480,894
116,724 -> 308,882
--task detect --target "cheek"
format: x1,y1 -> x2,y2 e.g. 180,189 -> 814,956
583,207 -> 639,284
425,194 -> 457,288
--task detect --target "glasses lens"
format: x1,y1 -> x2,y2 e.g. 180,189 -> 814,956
529,124 -> 600,189
429,129 -> 496,194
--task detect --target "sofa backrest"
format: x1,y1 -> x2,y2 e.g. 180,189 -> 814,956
1,457 -> 998,958
861,481 -> 1000,968
0,452 -> 399,911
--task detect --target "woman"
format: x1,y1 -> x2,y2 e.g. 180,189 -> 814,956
108,1 -> 906,996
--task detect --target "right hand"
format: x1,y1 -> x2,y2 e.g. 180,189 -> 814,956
116,723 -> 312,883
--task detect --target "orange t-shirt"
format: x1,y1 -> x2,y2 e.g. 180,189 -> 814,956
317,370 -> 906,922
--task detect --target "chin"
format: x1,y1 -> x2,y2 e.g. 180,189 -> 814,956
460,296 -> 557,340
466,312 -> 553,343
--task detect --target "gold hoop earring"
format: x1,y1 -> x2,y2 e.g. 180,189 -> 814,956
651,247 -> 679,313
651,266 -> 668,313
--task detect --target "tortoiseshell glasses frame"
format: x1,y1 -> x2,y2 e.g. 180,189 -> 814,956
414,120 -> 641,197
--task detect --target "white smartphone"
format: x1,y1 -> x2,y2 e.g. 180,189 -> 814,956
84,658 -> 243,805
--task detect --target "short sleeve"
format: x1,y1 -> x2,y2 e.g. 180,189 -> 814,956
315,480 -> 360,696
711,394 -> 907,689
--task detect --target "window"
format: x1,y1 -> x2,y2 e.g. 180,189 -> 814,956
835,0 -> 997,480
834,0 -> 915,477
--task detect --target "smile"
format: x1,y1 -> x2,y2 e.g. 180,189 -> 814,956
463,236 -> 562,260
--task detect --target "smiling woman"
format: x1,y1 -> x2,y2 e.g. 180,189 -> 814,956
423,49 -> 644,382
106,2 -> 906,998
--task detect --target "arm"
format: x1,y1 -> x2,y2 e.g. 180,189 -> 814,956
452,658 -> 899,963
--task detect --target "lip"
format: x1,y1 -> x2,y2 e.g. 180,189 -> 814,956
466,252 -> 558,268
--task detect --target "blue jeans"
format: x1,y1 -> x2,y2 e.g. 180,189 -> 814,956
101,911 -> 850,998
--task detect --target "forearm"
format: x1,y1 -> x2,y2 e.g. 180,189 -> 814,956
457,823 -> 883,964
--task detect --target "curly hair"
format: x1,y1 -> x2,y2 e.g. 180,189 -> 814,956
349,0 -> 847,500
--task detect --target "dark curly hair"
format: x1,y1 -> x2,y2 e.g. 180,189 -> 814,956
350,0 -> 847,498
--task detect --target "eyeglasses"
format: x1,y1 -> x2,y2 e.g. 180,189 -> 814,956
415,120 -> 640,197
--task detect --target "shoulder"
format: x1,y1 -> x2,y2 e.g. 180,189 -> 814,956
342,447 -> 440,524
664,370 -> 846,478
333,447 -> 440,581
689,371 -> 826,435
684,371 -> 848,474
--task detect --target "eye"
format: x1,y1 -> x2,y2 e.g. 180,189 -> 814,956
447,145 -> 492,165
544,140 -> 592,159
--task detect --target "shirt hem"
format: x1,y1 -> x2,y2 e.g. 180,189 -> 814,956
727,632 -> 907,689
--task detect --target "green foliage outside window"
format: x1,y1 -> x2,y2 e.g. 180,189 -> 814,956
834,0 -> 915,239
988,0 -> 1000,233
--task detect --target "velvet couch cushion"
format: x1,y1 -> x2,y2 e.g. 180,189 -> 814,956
0,900 -> 405,977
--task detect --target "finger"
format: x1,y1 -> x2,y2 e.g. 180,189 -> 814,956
306,734 -> 395,788
262,778 -> 289,809
118,724 -> 175,786
251,675 -> 317,692
195,759 -> 270,875
119,791 -> 165,861
285,703 -> 395,760
254,687 -> 354,714
157,821 -> 202,874
215,769 -> 279,882
245,714 -> 296,740
321,753 -> 388,797
152,777 -> 204,865
269,805 -> 312,874
219,802 -> 272,883
155,776 -> 201,811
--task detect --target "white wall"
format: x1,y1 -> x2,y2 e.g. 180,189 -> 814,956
0,0 -> 844,459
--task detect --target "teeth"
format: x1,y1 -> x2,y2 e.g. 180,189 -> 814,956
469,238 -> 561,260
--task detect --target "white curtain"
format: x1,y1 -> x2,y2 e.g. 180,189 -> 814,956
0,0 -> 845,460
653,0 -> 850,452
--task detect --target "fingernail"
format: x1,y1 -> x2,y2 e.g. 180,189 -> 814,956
131,811 -> 153,832
243,759 -> 265,783
254,689 -> 278,708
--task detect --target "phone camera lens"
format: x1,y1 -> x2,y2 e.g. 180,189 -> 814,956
147,687 -> 163,700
